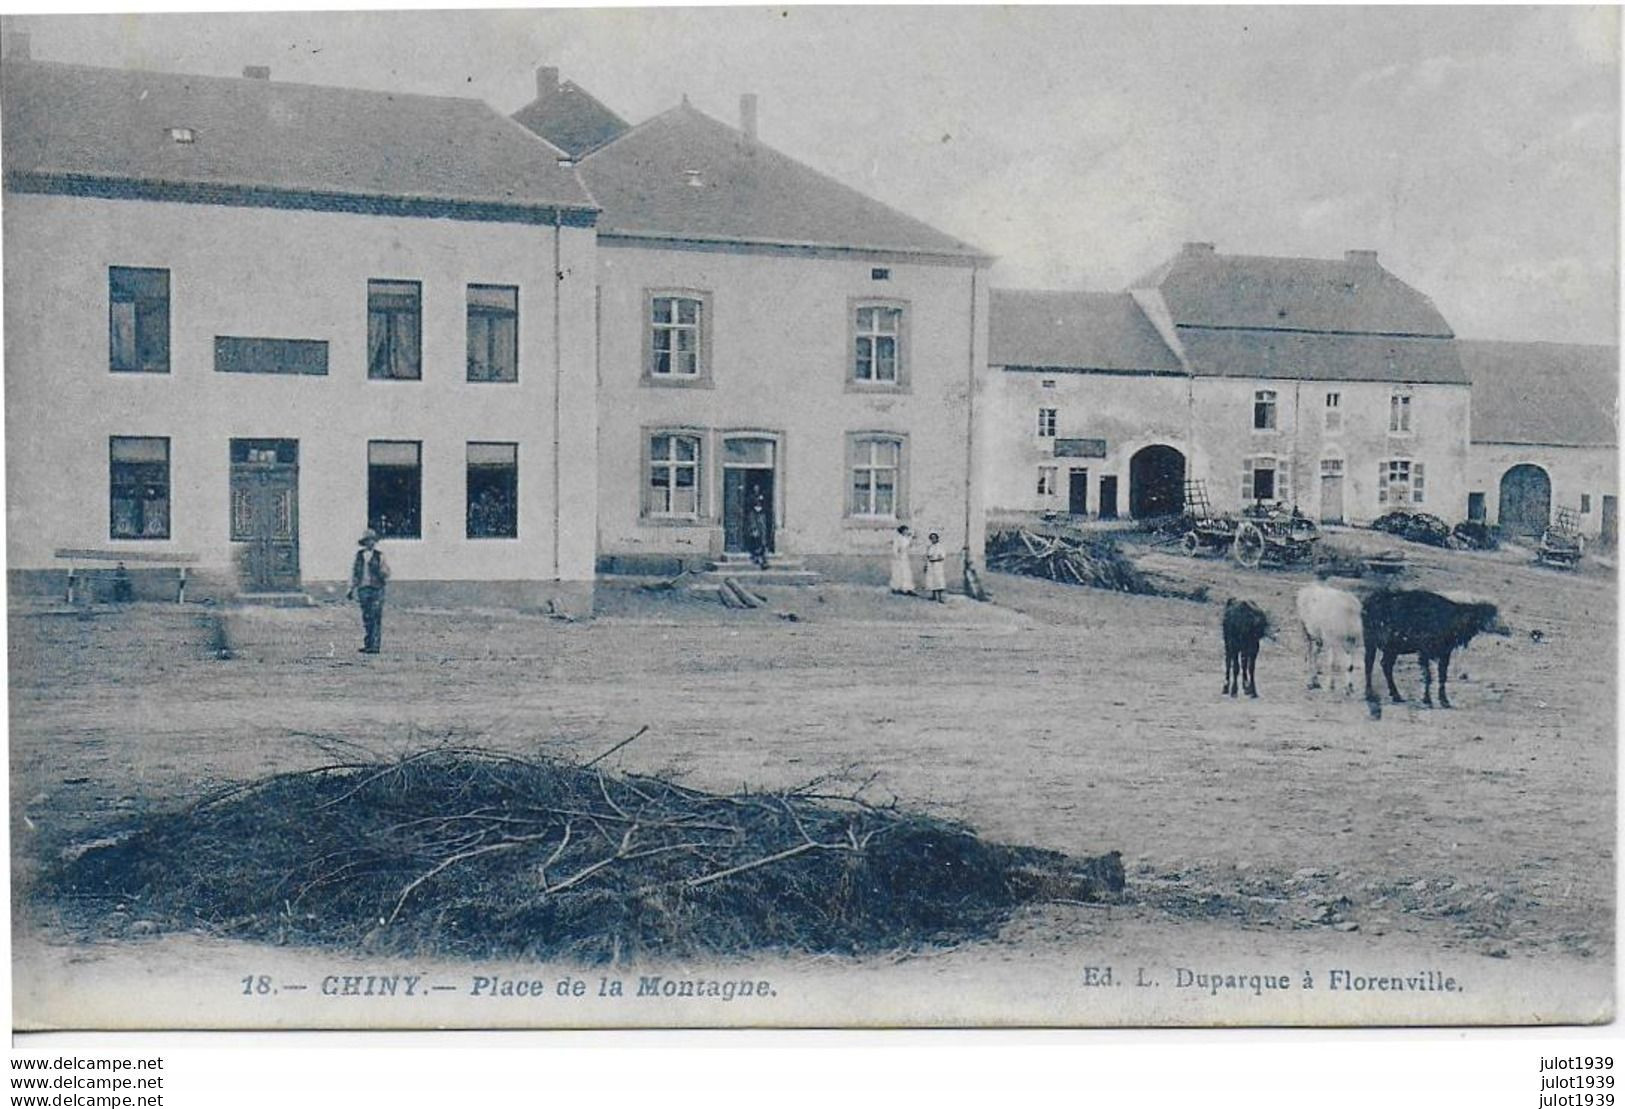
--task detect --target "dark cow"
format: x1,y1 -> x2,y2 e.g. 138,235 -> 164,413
1361,589 -> 1510,711
1222,598 -> 1269,698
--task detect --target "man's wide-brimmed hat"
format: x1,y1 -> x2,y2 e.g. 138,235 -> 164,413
358,528 -> 380,545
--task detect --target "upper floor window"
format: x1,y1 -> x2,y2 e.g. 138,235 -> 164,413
109,266 -> 170,373
852,302 -> 905,387
1389,391 -> 1413,434
368,280 -> 422,381
648,293 -> 707,382
849,434 -> 906,519
646,433 -> 702,518
1253,389 -> 1277,430
467,285 -> 518,382
1324,391 -> 1342,432
1037,408 -> 1058,437
109,436 -> 171,539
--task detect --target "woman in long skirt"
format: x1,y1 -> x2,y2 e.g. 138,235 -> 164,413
889,525 -> 916,594
924,532 -> 948,602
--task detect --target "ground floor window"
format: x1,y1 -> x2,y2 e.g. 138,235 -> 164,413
1378,458 -> 1424,505
109,436 -> 170,539
646,433 -> 701,517
368,440 -> 422,538
467,442 -> 518,538
1037,466 -> 1058,497
1581,493 -> 1592,514
849,434 -> 905,518
1242,456 -> 1279,503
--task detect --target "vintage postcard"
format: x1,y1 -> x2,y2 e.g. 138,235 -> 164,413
5,7 -> 1617,1031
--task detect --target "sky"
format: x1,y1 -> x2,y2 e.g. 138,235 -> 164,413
6,6 -> 1620,345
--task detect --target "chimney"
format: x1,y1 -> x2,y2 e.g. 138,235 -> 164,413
6,31 -> 31,61
537,65 -> 559,100
1345,249 -> 1379,266
1182,241 -> 1216,256
740,93 -> 759,143
242,65 -> 270,80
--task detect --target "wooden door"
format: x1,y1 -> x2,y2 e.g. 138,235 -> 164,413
723,468 -> 748,552
1498,464 -> 1551,536
230,440 -> 300,591
1068,469 -> 1089,515
1602,496 -> 1617,548
1319,460 -> 1344,524
1099,476 -> 1119,520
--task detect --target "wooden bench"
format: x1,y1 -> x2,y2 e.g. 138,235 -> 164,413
53,548 -> 200,604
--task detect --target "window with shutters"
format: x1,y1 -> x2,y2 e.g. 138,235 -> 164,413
1378,458 -> 1424,505
109,267 -> 170,373
466,442 -> 518,538
109,437 -> 171,539
1389,390 -> 1413,434
1253,389 -> 1277,430
848,433 -> 907,519
367,280 -> 422,380
1324,391 -> 1342,433
467,285 -> 518,382
645,291 -> 711,385
1242,456 -> 1278,503
367,440 -> 422,537
645,432 -> 703,518
850,300 -> 908,390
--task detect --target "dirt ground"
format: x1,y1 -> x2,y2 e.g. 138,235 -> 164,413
8,527 -> 1616,1025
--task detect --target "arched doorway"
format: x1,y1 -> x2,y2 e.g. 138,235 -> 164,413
1498,464 -> 1551,536
1129,444 -> 1186,519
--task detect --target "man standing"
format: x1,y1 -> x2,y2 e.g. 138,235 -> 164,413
746,493 -> 771,570
347,528 -> 391,653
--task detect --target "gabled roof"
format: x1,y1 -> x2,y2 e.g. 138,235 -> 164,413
2,61 -> 596,218
1135,245 -> 1454,338
989,290 -> 1183,374
578,103 -> 987,260
1459,340 -> 1619,447
512,79 -> 629,158
1176,329 -> 1468,385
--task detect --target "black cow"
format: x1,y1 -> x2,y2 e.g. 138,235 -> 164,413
1362,589 -> 1510,711
1222,598 -> 1269,698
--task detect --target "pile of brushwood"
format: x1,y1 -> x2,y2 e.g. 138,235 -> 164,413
43,746 -> 1124,964
986,526 -> 1156,594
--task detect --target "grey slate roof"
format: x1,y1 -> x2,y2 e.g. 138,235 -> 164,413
1459,340 -> 1619,447
2,61 -> 596,214
1138,247 -> 1455,337
512,80 -> 629,159
578,103 -> 987,259
1130,245 -> 1466,384
989,290 -> 1183,373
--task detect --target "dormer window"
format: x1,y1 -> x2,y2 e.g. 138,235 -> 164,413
167,127 -> 195,144
683,169 -> 704,188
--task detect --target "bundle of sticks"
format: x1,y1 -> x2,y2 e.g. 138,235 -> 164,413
49,743 -> 1123,963
985,527 -> 1155,594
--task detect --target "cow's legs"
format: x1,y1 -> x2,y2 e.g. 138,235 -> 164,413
1244,643 -> 1260,698
1340,637 -> 1359,696
1304,628 -> 1322,689
1381,648 -> 1404,703
1437,649 -> 1453,708
1363,639 -> 1379,702
1224,646 -> 1235,696
1419,656 -> 1433,707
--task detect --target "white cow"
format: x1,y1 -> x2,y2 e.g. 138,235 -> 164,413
1297,582 -> 1362,695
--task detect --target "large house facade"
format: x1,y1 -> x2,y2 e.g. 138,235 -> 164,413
518,82 -> 991,582
987,244 -> 1474,527
3,59 -> 601,609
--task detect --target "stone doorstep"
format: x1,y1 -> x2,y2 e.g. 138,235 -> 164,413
233,592 -> 319,608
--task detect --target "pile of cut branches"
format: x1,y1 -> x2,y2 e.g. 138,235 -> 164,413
986,527 -> 1156,594
44,746 -> 1124,963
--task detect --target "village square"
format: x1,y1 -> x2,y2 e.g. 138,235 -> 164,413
1,9 -> 1616,1029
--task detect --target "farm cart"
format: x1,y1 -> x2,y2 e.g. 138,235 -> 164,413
1536,507 -> 1584,569
1179,480 -> 1242,558
1231,502 -> 1321,569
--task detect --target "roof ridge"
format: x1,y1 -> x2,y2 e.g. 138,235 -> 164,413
576,102 -> 690,162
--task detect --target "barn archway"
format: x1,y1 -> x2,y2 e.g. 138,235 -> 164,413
1129,444 -> 1186,519
1498,464 -> 1551,536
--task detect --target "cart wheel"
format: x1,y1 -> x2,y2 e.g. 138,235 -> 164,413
1233,521 -> 1265,569
1181,531 -> 1201,557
